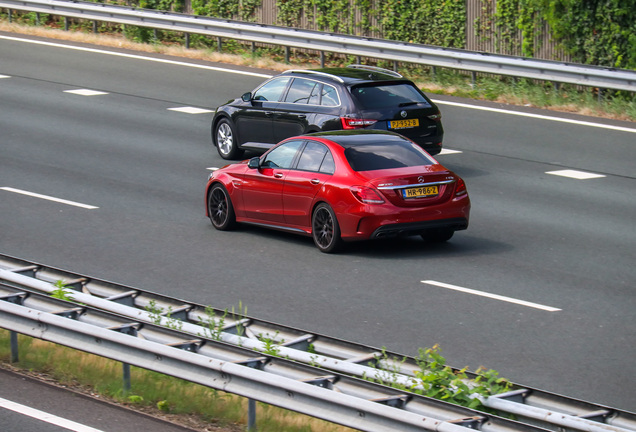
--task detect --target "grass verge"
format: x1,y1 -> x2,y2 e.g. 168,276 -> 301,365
0,329 -> 355,432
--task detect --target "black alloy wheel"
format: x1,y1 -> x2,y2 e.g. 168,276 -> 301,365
214,118 -> 243,160
208,184 -> 236,230
312,203 -> 342,253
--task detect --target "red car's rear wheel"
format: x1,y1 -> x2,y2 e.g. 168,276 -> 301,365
312,203 -> 342,253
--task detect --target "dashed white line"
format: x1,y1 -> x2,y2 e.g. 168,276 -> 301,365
421,280 -> 561,312
439,148 -> 463,155
168,106 -> 213,114
64,89 -> 109,96
546,169 -> 606,180
0,74 -> 11,79
0,397 -> 105,432
1,187 -> 99,209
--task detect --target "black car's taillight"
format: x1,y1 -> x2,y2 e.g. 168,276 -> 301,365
341,117 -> 378,129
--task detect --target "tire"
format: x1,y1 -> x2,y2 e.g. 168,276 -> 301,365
213,118 -> 243,160
421,228 -> 454,243
207,184 -> 236,230
312,203 -> 342,253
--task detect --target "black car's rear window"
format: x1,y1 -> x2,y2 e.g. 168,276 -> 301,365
344,141 -> 435,171
351,83 -> 431,110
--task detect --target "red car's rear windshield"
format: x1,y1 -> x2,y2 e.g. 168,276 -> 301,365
344,141 -> 436,171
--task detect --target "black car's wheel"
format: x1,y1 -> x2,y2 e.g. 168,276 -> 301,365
312,203 -> 342,253
207,184 -> 236,230
214,118 -> 243,160
421,228 -> 454,243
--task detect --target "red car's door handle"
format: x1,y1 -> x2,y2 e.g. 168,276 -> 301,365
310,179 -> 320,185
274,173 -> 284,178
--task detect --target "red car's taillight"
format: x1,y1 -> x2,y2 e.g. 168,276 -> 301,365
341,117 -> 378,129
350,186 -> 385,204
455,177 -> 468,196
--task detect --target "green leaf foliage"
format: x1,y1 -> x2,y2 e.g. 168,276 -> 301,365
538,0 -> 636,68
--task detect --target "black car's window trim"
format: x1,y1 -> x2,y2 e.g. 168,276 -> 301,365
253,76 -> 292,102
278,77 -> 341,107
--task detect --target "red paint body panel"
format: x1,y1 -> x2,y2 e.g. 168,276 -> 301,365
206,131 -> 470,244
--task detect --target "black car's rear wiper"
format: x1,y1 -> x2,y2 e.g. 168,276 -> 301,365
398,101 -> 419,107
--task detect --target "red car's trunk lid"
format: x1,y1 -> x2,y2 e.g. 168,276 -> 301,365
366,168 -> 458,207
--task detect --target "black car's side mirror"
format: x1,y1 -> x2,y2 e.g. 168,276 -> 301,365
248,157 -> 260,169
241,92 -> 253,102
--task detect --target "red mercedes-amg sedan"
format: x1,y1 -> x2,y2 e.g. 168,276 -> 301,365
205,130 -> 470,253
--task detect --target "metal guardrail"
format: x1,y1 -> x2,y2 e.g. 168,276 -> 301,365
1,0 -> 635,92
1,275 -> 543,432
1,254 -> 635,432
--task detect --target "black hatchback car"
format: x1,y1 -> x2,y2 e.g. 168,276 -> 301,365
211,65 -> 444,159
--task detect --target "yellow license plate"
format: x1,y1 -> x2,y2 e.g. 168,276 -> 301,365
389,118 -> 419,129
403,185 -> 438,198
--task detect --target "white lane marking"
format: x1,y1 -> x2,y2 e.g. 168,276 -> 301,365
432,99 -> 636,134
546,169 -> 606,180
0,397 -> 105,432
207,167 -> 219,171
421,280 -> 562,312
168,106 -> 213,114
1,187 -> 99,209
0,74 -> 11,78
64,89 -> 109,96
0,35 -> 272,78
3,34 -> 633,134
439,148 -> 462,155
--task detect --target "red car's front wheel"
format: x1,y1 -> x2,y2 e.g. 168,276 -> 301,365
208,184 -> 236,230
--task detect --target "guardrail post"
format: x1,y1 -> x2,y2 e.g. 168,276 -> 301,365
10,330 -> 19,363
185,32 -> 190,49
598,88 -> 603,103
123,362 -> 131,393
247,398 -> 256,431
64,16 -> 68,31
217,36 -> 222,52
471,71 -> 477,88
285,46 -> 290,63
8,8 -> 12,23
320,51 -> 325,68
93,20 -> 97,34
35,11 -> 40,25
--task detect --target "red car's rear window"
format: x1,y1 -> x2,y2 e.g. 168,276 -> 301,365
344,142 -> 435,171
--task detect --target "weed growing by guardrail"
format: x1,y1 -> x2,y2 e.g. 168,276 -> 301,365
368,344 -> 511,412
197,305 -> 228,341
50,280 -> 75,302
145,299 -> 183,331
257,331 -> 282,357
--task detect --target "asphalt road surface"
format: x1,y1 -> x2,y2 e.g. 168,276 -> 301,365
1,31 -> 635,416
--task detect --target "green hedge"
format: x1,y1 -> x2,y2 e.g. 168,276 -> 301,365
68,0 -> 636,69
